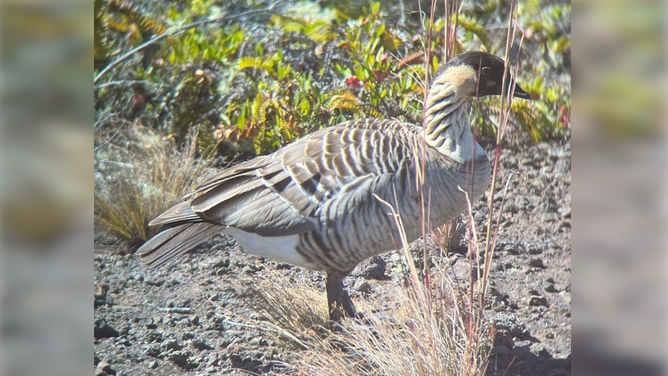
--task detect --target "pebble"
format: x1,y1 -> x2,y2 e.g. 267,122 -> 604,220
145,344 -> 161,357
528,246 -> 543,255
192,339 -> 213,350
505,202 -> 520,214
501,243 -> 521,255
95,361 -> 115,375
355,256 -> 386,279
167,351 -> 193,368
161,339 -> 183,351
94,319 -> 120,339
354,281 -> 372,294
529,259 -> 545,268
529,296 -> 548,307
146,330 -> 163,342
242,265 -> 258,274
545,284 -> 559,293
561,208 -> 571,218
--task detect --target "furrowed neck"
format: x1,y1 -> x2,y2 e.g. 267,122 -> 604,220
423,73 -> 478,163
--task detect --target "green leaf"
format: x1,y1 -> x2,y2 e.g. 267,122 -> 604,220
300,98 -> 311,115
278,63 -> 290,80
354,66 -> 366,80
371,2 -> 380,15
554,36 -> 571,53
376,22 -> 385,37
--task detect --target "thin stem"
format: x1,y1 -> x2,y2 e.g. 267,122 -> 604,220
482,0 -> 522,308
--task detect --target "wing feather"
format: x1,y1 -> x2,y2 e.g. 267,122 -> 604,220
151,119 -> 419,238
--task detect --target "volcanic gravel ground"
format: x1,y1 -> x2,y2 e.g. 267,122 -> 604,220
94,140 -> 570,376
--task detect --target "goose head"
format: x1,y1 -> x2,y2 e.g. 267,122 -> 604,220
432,51 -> 531,100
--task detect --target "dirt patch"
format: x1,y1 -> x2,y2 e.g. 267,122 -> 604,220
94,140 -> 570,376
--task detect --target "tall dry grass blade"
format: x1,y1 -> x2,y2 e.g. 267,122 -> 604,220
482,0 -> 523,305
94,125 -> 215,248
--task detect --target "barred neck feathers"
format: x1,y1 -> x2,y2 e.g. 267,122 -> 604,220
423,65 -> 486,164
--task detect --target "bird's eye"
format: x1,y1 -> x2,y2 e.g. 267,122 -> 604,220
481,66 -> 492,76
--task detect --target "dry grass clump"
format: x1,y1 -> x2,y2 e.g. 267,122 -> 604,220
244,269 -> 330,332
232,256 -> 491,376
94,123 -> 215,249
284,267 -> 491,376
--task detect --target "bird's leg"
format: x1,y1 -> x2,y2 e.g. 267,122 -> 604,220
326,271 -> 357,322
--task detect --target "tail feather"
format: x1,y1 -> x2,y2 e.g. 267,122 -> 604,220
149,201 -> 200,227
137,223 -> 222,267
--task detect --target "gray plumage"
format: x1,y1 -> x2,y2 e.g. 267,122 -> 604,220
137,51 -> 530,321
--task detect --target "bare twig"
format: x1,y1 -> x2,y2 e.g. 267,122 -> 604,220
97,80 -> 151,88
124,302 -> 192,313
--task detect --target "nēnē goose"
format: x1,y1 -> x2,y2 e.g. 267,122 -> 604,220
137,51 -> 530,322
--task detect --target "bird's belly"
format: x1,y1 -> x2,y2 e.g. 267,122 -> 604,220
223,228 -> 321,270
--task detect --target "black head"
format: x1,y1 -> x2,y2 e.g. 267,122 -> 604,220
435,51 -> 530,99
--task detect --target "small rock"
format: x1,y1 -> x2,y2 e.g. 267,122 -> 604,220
561,208 -> 571,219
161,339 -> 183,351
529,259 -> 545,268
529,296 -> 548,307
354,256 -> 387,280
95,361 -> 115,375
206,355 -> 221,367
354,281 -> 372,294
190,315 -> 199,326
168,351 -> 196,369
145,344 -> 161,357
94,319 -> 120,339
520,158 -> 534,167
249,336 -> 268,346
146,331 -> 163,342
242,265 -> 258,274
145,317 -> 160,329
115,336 -> 132,346
149,360 -> 159,369
145,278 -> 164,286
528,245 -> 543,255
545,284 -> 559,293
502,243 -> 521,255
505,202 -> 519,214
209,258 -> 230,269
94,284 -> 108,307
448,258 -> 470,281
192,339 -> 213,350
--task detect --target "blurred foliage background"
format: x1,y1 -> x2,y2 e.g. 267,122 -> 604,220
94,0 -> 571,247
